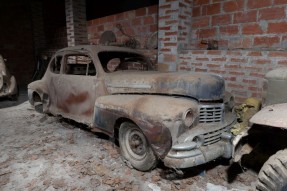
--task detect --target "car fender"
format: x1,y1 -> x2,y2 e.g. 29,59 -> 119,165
28,80 -> 49,106
93,94 -> 198,158
250,103 -> 287,129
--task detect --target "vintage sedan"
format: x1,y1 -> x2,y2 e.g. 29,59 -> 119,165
0,54 -> 18,100
28,45 -> 236,172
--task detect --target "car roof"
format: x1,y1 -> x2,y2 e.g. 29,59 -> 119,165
57,45 -> 143,55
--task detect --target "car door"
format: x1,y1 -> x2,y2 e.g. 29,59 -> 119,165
50,51 -> 98,125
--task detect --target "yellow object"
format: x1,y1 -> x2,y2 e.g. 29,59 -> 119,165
231,97 -> 261,135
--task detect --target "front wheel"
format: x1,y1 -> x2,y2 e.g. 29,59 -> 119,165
119,122 -> 157,171
257,149 -> 287,191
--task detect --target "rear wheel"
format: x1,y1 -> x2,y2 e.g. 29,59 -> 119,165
119,122 -> 157,171
257,149 -> 287,191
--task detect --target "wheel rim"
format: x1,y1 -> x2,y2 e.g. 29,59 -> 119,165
124,128 -> 147,160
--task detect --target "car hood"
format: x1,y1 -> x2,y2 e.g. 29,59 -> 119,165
105,71 -> 225,101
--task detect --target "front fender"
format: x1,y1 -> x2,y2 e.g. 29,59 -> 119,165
93,94 -> 198,158
250,103 -> 287,129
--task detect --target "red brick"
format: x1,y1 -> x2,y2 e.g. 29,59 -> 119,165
195,68 -> 208,72
135,7 -> 146,17
193,6 -> 201,17
212,14 -> 232,26
164,54 -> 177,62
115,13 -> 124,21
254,36 -> 280,46
196,28 -> 216,38
226,51 -> 242,56
228,38 -> 252,49
278,60 -> 287,65
259,7 -> 286,20
166,20 -> 177,25
247,0 -> 272,9
210,70 -> 226,74
247,51 -> 263,56
212,57 -> 227,61
192,17 -> 210,28
165,31 -> 178,36
159,15 -> 171,21
132,18 -> 142,26
220,26 -> 239,35
144,16 -> 154,25
223,0 -> 244,12
234,11 -> 257,23
106,15 -> 115,22
242,79 -> 257,85
269,51 -> 287,57
227,83 -> 244,89
202,3 -> 221,15
274,0 -> 287,5
207,64 -> 221,68
242,23 -> 263,35
267,22 -> 287,33
207,50 -> 222,55
159,4 -> 171,9
231,58 -> 247,63
149,24 -> 157,32
254,59 -> 272,64
225,64 -> 240,69
225,76 -> 237,82
250,72 -> 265,78
159,26 -> 171,30
148,5 -> 158,15
196,57 -> 209,61
193,0 -> 209,6
166,9 -> 179,14
229,71 -> 245,75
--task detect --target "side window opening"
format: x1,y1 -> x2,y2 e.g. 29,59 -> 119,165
50,56 -> 62,74
98,51 -> 154,73
64,54 -> 96,76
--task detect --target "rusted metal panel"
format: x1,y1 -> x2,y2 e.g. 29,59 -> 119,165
250,103 -> 287,129
94,95 -> 198,158
105,71 -> 225,101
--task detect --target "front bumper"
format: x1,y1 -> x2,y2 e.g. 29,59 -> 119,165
163,132 -> 233,169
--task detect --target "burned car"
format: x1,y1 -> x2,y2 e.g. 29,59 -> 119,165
0,54 -> 18,100
28,45 -> 236,171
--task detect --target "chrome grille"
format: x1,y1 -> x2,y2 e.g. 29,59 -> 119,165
199,104 -> 224,123
203,126 -> 229,146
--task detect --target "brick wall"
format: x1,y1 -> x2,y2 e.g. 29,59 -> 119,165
176,0 -> 287,104
87,5 -> 158,50
191,0 -> 287,50
179,50 -> 287,103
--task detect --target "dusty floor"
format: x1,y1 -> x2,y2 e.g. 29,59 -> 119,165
0,88 -> 257,191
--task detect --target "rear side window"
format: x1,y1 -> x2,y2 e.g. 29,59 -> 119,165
50,56 -> 62,74
64,54 -> 96,76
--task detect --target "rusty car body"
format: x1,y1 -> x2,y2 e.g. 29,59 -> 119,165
28,45 -> 236,171
0,54 -> 18,100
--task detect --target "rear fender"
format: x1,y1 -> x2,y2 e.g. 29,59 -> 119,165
93,94 -> 198,158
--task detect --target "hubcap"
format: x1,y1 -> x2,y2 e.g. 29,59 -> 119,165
125,128 -> 147,160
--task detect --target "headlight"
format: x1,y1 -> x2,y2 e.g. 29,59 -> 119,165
182,109 -> 194,127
